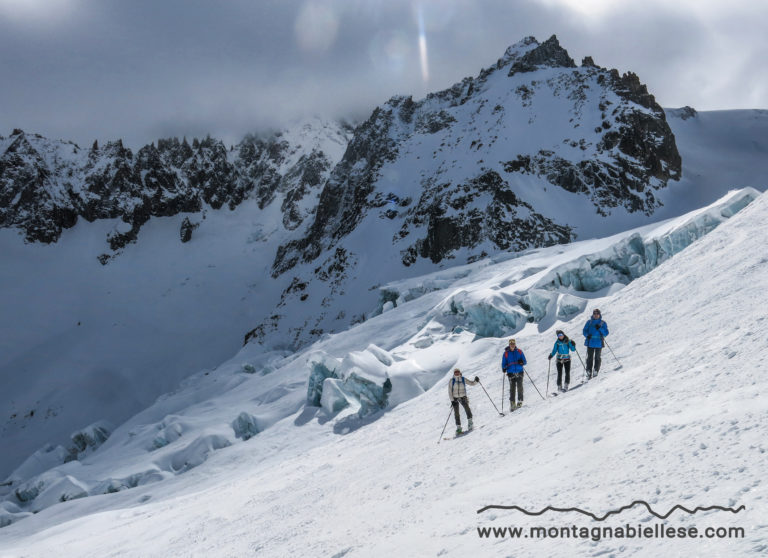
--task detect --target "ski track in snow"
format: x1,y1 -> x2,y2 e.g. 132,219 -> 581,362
0,193 -> 766,556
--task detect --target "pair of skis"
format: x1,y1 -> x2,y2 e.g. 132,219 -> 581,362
549,369 -> 614,396
443,424 -> 484,441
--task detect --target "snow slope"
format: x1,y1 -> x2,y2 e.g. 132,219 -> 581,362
0,118 -> 352,479
0,189 -> 765,556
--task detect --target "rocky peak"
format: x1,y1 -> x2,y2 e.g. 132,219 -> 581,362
608,70 -> 657,111
496,36 -> 540,68
508,34 -> 576,75
667,106 -> 698,120
272,35 -> 681,275
4,130 -> 33,156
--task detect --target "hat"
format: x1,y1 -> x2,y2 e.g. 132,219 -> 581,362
453,368 -> 461,374
592,308 -> 601,315
556,330 -> 564,336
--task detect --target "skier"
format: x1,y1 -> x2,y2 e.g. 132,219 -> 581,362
501,339 -> 527,410
582,308 -> 609,379
548,330 -> 576,392
448,368 -> 479,434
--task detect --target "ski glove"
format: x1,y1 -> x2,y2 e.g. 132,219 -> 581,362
474,376 -> 480,382
518,359 -> 524,365
587,335 -> 592,340
548,354 -> 553,360
569,341 -> 576,349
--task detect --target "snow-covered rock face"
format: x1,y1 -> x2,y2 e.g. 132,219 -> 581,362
0,119 -> 353,247
273,34 -> 680,276
0,35 -> 688,357
254,35 -> 682,350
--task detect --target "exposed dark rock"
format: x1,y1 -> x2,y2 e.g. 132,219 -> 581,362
179,217 -> 199,243
272,108 -> 399,276
1,125 -> 347,249
400,171 -> 573,264
668,106 -> 698,120
509,35 -> 576,75
280,149 -> 332,231
415,110 -> 457,134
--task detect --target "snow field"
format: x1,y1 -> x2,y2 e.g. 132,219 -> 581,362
0,193 -> 766,556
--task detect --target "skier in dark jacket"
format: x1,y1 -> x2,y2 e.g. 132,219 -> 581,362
548,329 -> 576,391
501,339 -> 527,409
582,308 -> 609,379
448,368 -> 479,434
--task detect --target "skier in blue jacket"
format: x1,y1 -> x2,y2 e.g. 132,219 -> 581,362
501,339 -> 527,409
548,329 -> 576,392
582,308 -> 609,379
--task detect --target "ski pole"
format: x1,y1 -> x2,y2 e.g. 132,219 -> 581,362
523,367 -> 546,400
603,338 -> 623,369
573,349 -> 587,383
438,404 -> 453,444
501,372 -> 505,414
546,358 -> 551,398
565,332 -> 588,384
574,348 -> 586,371
478,380 -> 504,416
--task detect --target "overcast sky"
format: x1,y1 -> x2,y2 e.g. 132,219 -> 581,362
1,0 -> 766,148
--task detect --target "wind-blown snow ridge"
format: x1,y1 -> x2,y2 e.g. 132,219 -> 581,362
476,501 -> 747,521
0,188 -> 759,530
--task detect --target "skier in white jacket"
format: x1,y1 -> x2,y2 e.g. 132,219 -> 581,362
448,368 -> 479,434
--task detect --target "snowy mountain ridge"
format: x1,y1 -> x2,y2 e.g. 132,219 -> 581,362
247,34 -> 687,351
0,117 -> 353,250
273,35 -> 681,274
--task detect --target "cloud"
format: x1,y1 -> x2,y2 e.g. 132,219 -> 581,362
0,0 -> 81,25
0,0 -> 765,148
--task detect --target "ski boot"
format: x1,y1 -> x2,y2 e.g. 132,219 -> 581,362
509,400 -> 515,412
516,401 -> 523,408
564,384 -> 569,392
468,419 -> 474,430
455,426 -> 463,435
